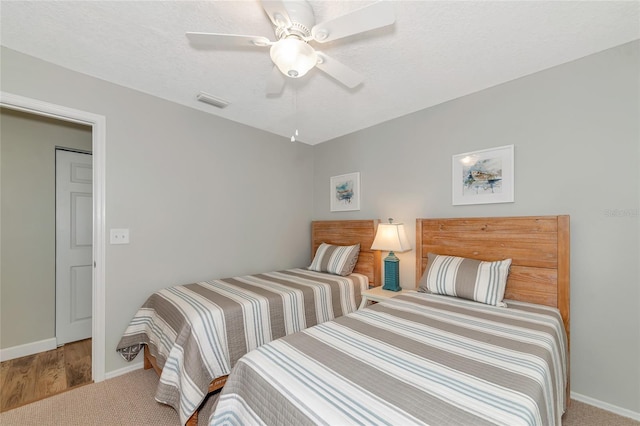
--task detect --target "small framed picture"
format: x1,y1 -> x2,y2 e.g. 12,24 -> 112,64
452,145 -> 514,205
330,172 -> 360,212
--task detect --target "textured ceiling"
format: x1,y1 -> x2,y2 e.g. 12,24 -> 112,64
1,1 -> 639,145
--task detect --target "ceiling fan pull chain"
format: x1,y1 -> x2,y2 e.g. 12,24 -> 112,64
291,81 -> 299,142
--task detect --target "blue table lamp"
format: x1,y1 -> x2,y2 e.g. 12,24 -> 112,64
370,218 -> 412,292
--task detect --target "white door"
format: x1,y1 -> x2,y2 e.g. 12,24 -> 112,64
56,149 -> 93,345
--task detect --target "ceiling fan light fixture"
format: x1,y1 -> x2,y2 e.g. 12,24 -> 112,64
270,38 -> 317,78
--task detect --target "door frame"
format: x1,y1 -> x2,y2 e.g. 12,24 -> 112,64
1,91 -> 106,383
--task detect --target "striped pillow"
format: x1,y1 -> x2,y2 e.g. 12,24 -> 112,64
308,243 -> 360,276
419,253 -> 512,307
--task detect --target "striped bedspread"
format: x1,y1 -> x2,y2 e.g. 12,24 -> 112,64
116,268 -> 368,425
210,292 -> 568,426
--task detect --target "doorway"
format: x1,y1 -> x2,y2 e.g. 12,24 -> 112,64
0,92 -> 106,383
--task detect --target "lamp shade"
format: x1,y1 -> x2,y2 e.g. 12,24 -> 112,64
371,222 -> 411,253
270,38 -> 317,78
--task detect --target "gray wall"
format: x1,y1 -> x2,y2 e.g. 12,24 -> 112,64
1,47 -> 315,372
0,109 -> 92,348
312,41 -> 640,413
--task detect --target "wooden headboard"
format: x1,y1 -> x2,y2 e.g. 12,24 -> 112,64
415,216 -> 570,340
312,220 -> 381,287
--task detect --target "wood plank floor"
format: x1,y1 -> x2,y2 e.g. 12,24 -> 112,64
0,338 -> 92,412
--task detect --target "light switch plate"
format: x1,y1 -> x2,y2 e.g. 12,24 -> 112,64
110,228 -> 130,244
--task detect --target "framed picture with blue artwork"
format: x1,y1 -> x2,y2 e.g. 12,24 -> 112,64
330,172 -> 360,212
452,145 -> 514,205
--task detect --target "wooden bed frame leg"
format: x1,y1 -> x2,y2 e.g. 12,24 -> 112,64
185,411 -> 198,426
143,345 -> 163,377
143,345 -> 152,370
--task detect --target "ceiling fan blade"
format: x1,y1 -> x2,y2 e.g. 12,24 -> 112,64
266,66 -> 286,95
261,0 -> 292,28
186,32 -> 271,48
311,1 -> 395,43
315,52 -> 363,89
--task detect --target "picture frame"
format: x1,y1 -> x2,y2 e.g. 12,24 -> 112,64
452,145 -> 514,205
330,172 -> 360,212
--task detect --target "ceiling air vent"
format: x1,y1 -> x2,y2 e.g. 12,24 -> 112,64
196,92 -> 229,109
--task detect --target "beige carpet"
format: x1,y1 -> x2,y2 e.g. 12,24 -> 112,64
0,368 -> 179,426
1,368 -> 638,425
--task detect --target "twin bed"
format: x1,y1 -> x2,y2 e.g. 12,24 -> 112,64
118,215 -> 570,426
117,220 -> 380,425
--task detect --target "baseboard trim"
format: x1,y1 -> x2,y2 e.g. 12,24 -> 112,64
571,391 -> 640,421
104,360 -> 144,380
0,338 -> 57,362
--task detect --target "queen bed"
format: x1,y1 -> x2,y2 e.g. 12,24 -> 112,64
116,219 -> 381,425
208,215 -> 570,425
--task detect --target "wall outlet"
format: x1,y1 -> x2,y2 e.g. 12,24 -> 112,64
110,228 -> 130,244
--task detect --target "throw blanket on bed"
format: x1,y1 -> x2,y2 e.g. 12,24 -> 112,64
116,268 -> 368,425
210,292 -> 568,426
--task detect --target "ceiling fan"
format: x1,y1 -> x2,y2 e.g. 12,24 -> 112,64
186,0 -> 395,95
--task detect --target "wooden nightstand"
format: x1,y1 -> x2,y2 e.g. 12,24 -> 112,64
359,286 -> 405,309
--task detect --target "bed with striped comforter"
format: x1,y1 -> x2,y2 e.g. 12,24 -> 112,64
209,291 -> 568,426
116,268 -> 368,425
